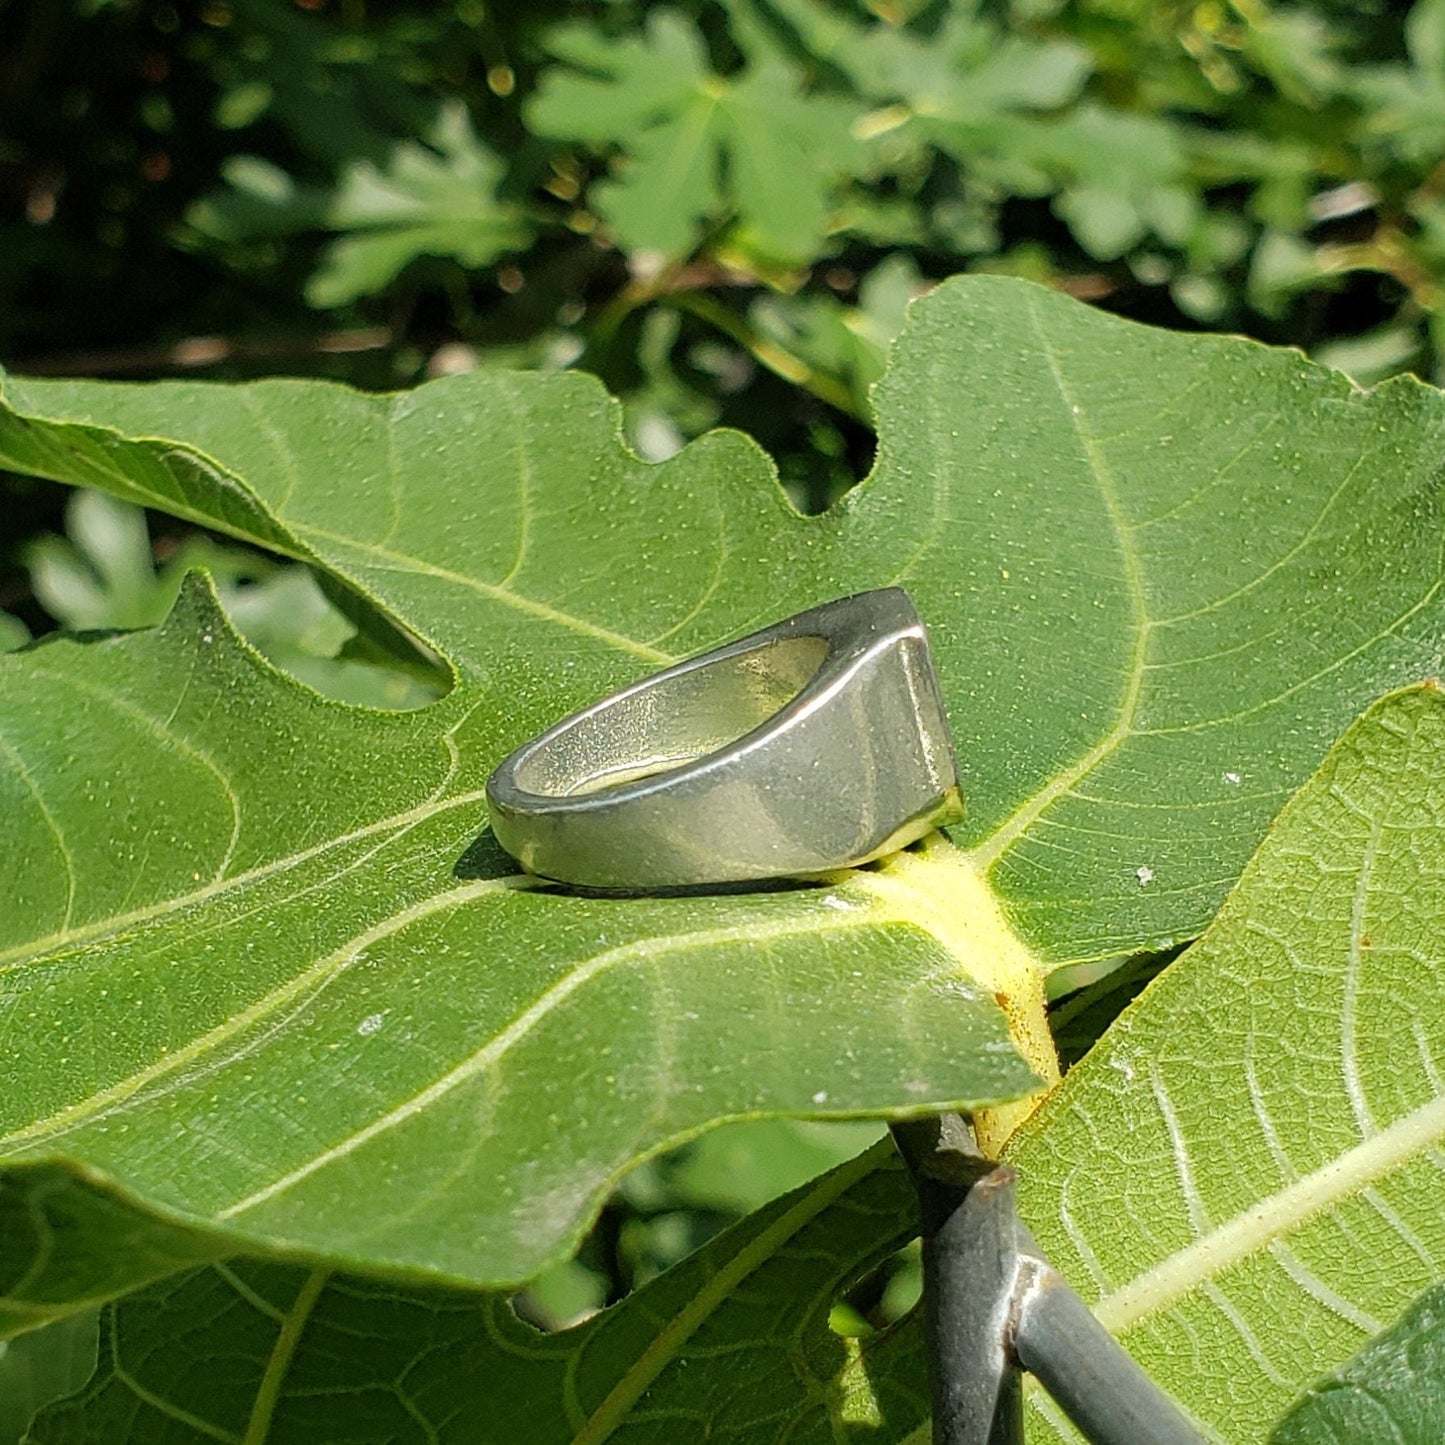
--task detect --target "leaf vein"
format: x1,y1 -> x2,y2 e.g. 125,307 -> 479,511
1149,1061 -> 1210,1235
0,877 -> 524,1151
216,916 -> 894,1222
110,1307 -> 241,1443
1136,576 -> 1445,735
496,375 -> 533,588
242,1268 -> 329,1445
1343,817 -> 1383,1137
1094,1089 -> 1445,1334
568,1146 -> 887,1445
0,719 -> 77,934
967,293 -> 1151,870
292,523 -> 678,665
36,662 -> 244,888
1150,445 -> 1370,628
0,782 -> 499,975
1269,1240 -> 1382,1335
239,390 -> 305,517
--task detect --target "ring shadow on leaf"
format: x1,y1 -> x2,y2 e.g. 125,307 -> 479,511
452,824 -> 835,899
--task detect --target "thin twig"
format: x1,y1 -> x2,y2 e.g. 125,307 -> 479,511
11,327 -> 393,378
663,290 -> 864,419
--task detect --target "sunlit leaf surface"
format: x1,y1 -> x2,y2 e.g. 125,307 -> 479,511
3,277 -> 1443,1318
31,685 -> 1445,1439
1010,685 -> 1445,1439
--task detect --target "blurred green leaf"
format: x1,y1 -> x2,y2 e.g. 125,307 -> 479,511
749,255 -> 923,417
190,103 -> 534,308
1044,107 -> 1193,261
770,0 -> 1088,117
22,491 -> 437,710
1353,0 -> 1445,167
1314,324 -> 1425,388
1235,5 -> 1345,106
0,615 -> 30,654
527,11 -> 866,264
0,1312 -> 96,1445
306,103 -> 534,307
772,0 -> 1099,228
668,1117 -> 886,1214
209,0 -> 436,166
187,156 -> 329,247
28,491 -> 188,634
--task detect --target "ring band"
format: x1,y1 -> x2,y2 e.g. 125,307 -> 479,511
485,588 -> 963,889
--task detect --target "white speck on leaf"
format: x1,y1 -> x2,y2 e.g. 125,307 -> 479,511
821,894 -> 854,911
1110,1056 -> 1136,1082
812,1090 -> 829,1104
357,1013 -> 385,1036
1223,771 -> 1241,785
934,978 -> 980,1001
1136,865 -> 1155,886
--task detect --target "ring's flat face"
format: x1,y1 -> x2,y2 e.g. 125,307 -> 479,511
485,587 -> 963,889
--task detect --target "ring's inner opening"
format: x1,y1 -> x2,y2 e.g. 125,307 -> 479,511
516,633 -> 829,798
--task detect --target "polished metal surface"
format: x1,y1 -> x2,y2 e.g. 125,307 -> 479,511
486,587 -> 963,889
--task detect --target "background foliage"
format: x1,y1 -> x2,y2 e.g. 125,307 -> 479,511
4,0 -> 1445,517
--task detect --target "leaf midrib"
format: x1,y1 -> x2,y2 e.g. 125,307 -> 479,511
1091,1087 -> 1445,1335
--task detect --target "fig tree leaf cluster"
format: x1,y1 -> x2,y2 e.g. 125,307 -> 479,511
4,277 -> 1445,1440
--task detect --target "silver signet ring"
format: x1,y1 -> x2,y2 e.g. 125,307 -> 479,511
485,587 -> 963,890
